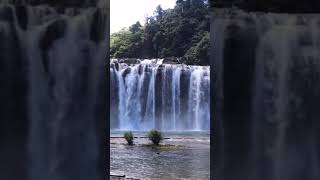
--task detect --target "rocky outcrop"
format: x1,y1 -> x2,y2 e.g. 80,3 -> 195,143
163,57 -> 180,64
111,58 -> 182,65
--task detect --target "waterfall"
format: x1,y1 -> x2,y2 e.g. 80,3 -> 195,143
0,1 -> 108,180
110,59 -> 210,131
212,8 -> 320,180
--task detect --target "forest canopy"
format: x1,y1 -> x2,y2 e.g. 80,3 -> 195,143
110,0 -> 210,65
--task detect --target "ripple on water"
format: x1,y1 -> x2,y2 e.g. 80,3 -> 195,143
110,131 -> 210,179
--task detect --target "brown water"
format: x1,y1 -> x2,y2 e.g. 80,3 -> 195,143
110,131 -> 210,180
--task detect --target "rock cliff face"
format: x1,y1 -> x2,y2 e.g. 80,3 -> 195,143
0,1 -> 108,180
212,8 -> 320,180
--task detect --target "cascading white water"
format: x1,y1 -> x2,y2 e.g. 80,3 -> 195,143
212,8 -> 320,180
0,1 -> 108,180
110,59 -> 210,131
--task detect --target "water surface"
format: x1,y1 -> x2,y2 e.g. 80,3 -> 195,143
110,131 -> 210,179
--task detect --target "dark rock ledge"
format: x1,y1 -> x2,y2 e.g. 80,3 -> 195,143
110,174 -> 140,180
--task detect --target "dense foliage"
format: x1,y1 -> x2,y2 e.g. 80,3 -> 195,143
124,131 -> 134,145
110,0 -> 210,65
147,130 -> 163,145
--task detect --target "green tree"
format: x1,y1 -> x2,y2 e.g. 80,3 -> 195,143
155,5 -> 164,20
129,21 -> 142,33
110,0 -> 210,65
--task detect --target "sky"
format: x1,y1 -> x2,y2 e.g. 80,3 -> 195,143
110,0 -> 176,33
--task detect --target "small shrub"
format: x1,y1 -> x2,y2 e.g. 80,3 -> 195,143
124,131 -> 134,145
147,130 -> 163,145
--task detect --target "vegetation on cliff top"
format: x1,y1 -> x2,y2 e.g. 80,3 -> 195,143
110,0 -> 209,65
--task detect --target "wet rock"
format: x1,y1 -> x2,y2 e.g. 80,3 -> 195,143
154,65 -> 164,129
0,6 -> 14,22
179,68 -> 190,128
90,8 -> 107,43
0,14 -> 28,180
162,57 -> 180,64
118,58 -> 141,64
14,5 -> 28,30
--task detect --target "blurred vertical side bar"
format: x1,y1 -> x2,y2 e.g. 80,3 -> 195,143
0,0 -> 109,179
